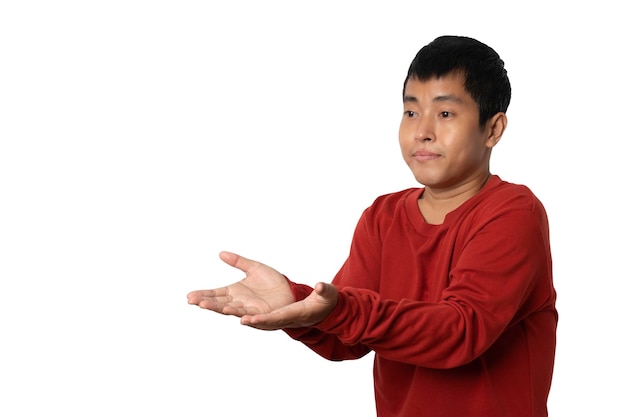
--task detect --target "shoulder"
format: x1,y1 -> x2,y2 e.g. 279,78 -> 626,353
353,188 -> 420,237
480,176 -> 547,216
366,187 -> 420,216
462,176 -> 549,233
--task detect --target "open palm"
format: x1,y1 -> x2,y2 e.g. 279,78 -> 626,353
187,251 -> 294,317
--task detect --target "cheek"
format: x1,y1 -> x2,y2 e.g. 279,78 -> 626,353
398,121 -> 405,138
398,135 -> 413,156
454,139 -> 488,164
398,122 -> 413,147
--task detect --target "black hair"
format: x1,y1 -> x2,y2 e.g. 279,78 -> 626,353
403,35 -> 511,126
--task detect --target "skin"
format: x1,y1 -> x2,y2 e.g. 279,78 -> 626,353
188,72 -> 507,328
401,72 -> 507,224
187,251 -> 337,330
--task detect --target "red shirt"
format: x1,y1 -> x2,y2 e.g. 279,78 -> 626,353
285,176 -> 557,417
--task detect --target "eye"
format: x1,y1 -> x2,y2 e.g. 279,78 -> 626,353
440,111 -> 451,118
404,110 -> 416,118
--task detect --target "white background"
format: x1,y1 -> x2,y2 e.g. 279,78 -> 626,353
1,1 -> 624,416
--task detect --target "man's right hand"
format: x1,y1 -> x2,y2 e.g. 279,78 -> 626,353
187,251 -> 295,318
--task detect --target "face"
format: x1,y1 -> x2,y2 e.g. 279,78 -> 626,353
399,72 -> 503,191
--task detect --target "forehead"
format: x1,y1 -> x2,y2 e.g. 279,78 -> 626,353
404,72 -> 471,102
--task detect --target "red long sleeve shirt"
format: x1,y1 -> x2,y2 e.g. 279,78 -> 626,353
285,176 -> 557,417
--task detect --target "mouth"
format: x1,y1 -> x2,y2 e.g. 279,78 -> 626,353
412,150 -> 440,162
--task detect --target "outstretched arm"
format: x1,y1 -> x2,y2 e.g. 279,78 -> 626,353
187,251 -> 338,330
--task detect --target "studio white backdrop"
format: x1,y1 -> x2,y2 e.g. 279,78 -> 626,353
1,1 -> 623,416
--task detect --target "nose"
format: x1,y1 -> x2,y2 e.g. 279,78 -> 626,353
413,116 -> 434,142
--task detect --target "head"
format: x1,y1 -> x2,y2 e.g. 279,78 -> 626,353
399,36 -> 510,192
403,35 -> 511,126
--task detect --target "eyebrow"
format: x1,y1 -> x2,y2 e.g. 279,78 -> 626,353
403,94 -> 465,104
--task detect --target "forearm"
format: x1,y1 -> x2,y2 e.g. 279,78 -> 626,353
313,287 -> 485,368
310,202 -> 554,369
282,281 -> 371,361
314,250 -> 550,369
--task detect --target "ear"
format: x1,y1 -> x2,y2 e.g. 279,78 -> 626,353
485,112 -> 507,148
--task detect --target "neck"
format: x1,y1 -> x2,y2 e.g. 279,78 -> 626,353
418,173 -> 492,224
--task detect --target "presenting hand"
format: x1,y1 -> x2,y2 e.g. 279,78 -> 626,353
240,281 -> 338,330
187,252 -> 338,330
187,251 -> 294,317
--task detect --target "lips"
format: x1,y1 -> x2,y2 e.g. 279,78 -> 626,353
412,150 -> 440,162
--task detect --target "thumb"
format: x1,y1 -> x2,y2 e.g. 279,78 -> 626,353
313,282 -> 338,303
219,251 -> 259,274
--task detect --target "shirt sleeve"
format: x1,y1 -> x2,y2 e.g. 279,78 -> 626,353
313,204 -> 554,369
282,207 -> 383,360
282,280 -> 371,360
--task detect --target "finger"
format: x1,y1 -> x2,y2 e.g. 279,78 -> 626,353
187,288 -> 228,304
194,298 -> 249,315
240,312 -> 287,330
313,282 -> 338,304
187,288 -> 228,298
314,282 -> 330,296
240,301 -> 306,329
187,290 -> 207,305
218,251 -> 260,274
188,291 -> 236,312
222,305 -> 261,317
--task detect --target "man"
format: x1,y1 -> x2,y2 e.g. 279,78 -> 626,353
188,35 -> 557,417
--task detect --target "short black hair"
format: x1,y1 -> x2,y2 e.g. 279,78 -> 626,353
403,35 -> 511,126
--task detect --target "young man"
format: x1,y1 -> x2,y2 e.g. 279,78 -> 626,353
188,35 -> 558,417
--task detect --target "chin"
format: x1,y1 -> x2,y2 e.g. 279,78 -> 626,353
411,172 -> 439,187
